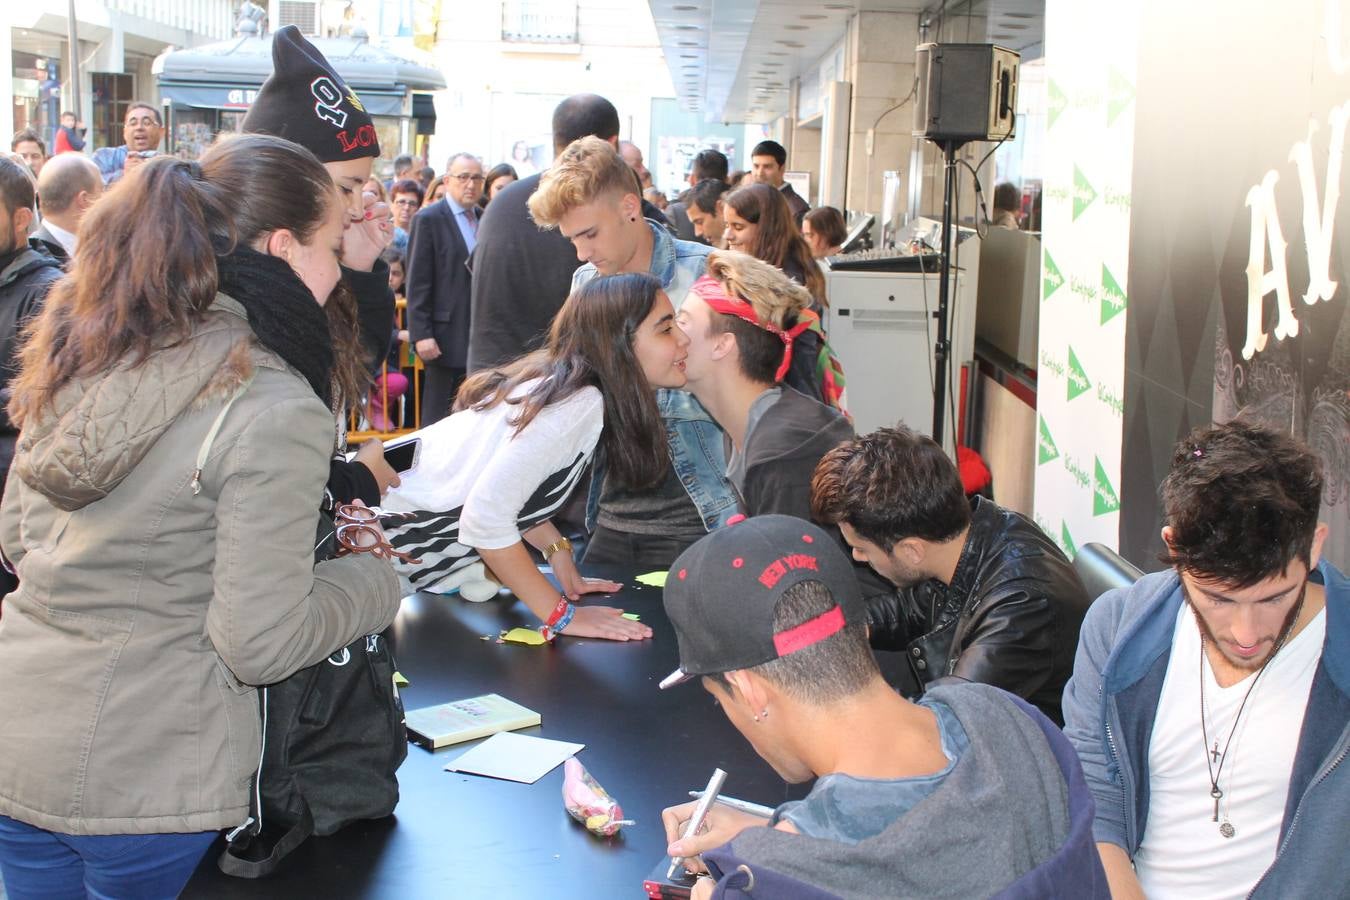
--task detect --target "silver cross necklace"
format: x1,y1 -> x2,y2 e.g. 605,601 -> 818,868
1196,584 -> 1305,839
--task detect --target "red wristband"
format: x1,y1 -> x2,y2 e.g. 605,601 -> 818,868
545,595 -> 570,628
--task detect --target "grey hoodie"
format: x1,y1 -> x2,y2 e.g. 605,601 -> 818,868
721,683 -> 1073,898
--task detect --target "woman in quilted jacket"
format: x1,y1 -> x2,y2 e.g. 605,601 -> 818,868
0,134 -> 402,898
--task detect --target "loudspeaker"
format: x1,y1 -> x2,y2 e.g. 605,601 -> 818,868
913,43 -> 1019,144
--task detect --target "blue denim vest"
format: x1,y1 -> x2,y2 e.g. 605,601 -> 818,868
575,222 -> 739,531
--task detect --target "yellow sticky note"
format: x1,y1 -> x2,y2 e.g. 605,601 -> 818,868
501,627 -> 548,646
393,671 -> 409,687
621,613 -> 641,621
636,571 -> 668,587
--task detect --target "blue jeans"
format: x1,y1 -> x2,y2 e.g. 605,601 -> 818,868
0,816 -> 216,900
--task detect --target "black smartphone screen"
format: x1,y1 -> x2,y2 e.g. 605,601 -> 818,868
383,440 -> 419,473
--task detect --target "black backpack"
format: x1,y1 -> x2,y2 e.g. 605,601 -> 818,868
217,495 -> 407,878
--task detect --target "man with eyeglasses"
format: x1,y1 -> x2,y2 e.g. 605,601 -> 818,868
388,178 -> 424,252
405,153 -> 484,423
91,103 -> 164,186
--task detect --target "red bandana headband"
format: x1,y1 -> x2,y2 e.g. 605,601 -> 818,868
690,275 -> 811,382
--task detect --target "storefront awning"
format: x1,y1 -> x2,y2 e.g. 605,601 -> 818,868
159,81 -> 406,117
154,31 -> 445,116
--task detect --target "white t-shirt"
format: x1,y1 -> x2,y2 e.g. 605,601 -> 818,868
1133,600 -> 1326,899
378,379 -> 603,592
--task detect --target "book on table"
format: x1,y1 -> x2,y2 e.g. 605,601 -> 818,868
404,693 -> 541,750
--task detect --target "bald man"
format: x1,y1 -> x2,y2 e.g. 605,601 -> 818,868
618,140 -> 652,190
33,153 -> 102,263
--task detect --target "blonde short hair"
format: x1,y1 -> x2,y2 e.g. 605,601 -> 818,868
703,249 -> 811,329
528,136 -> 638,227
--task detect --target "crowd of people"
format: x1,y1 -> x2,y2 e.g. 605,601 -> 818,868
0,23 -> 1344,900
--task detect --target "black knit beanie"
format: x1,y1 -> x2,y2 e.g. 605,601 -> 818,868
241,25 -> 380,163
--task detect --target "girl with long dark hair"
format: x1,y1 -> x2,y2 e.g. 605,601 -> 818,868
0,135 -> 401,897
378,272 -> 688,642
722,183 -> 828,310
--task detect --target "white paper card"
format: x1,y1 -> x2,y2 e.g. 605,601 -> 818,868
443,731 -> 585,784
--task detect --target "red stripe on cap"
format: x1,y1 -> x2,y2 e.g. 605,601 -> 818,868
772,605 -> 845,656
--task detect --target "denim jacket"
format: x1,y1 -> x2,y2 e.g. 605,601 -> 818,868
1061,562 -> 1350,897
574,221 -> 738,531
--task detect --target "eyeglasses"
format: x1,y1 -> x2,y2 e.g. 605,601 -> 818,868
333,503 -> 422,565
449,173 -> 486,185
392,198 -> 420,207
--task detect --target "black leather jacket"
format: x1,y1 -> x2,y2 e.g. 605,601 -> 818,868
867,497 -> 1091,724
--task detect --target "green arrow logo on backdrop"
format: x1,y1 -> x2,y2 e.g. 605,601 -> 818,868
1048,80 -> 1068,129
1093,457 -> 1121,516
1101,264 -> 1128,324
1044,249 -> 1064,300
1107,67 -> 1136,126
1073,165 -> 1097,220
1061,522 -> 1078,558
1067,346 -> 1092,400
1038,415 -> 1060,464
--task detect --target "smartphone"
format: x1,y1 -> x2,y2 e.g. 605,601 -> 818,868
383,438 -> 421,473
643,858 -> 696,899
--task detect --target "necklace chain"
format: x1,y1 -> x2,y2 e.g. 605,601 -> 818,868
1195,582 -> 1307,837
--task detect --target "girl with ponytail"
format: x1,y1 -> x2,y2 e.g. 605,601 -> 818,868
0,134 -> 401,896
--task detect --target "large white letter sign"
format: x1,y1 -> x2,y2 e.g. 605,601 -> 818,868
1242,171 -> 1296,360
1290,102 -> 1350,306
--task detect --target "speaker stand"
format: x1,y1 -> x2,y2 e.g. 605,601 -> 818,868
931,140 -> 964,450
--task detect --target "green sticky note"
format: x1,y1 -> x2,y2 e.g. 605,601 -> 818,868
636,571 -> 668,587
393,671 -> 409,687
501,627 -> 548,646
622,613 -> 641,621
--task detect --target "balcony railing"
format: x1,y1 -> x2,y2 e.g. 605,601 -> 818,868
501,0 -> 577,44
104,0 -> 237,40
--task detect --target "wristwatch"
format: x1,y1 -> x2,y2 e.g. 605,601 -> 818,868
542,536 -> 573,562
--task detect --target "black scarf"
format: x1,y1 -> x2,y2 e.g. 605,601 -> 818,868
216,247 -> 334,407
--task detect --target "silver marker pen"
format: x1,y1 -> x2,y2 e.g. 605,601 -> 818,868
669,768 -> 728,879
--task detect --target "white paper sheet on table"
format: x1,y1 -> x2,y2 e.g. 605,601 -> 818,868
443,731 -> 585,783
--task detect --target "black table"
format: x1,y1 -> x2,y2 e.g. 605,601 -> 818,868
184,568 -> 805,898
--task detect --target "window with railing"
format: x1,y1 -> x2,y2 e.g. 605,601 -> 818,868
501,0 -> 578,44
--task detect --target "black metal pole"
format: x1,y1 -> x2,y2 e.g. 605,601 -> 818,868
932,141 -> 957,447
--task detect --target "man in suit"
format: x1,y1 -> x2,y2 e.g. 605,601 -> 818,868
32,153 -> 102,264
751,140 -> 808,226
406,152 -> 483,424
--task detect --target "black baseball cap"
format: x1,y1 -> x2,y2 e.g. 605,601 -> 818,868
660,515 -> 866,689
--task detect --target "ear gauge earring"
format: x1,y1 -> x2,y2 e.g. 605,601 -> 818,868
630,216 -> 637,222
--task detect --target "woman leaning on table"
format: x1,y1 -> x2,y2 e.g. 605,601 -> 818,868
377,272 -> 689,642
0,135 -> 402,898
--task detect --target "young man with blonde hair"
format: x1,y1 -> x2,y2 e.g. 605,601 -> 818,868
676,250 -> 851,521
530,136 -> 735,569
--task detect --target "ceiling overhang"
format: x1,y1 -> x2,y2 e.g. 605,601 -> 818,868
649,0 -> 1044,125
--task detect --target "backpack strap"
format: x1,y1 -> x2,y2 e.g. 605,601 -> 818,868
217,798 -> 315,879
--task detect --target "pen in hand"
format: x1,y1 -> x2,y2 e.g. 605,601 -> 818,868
670,768 -> 728,879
